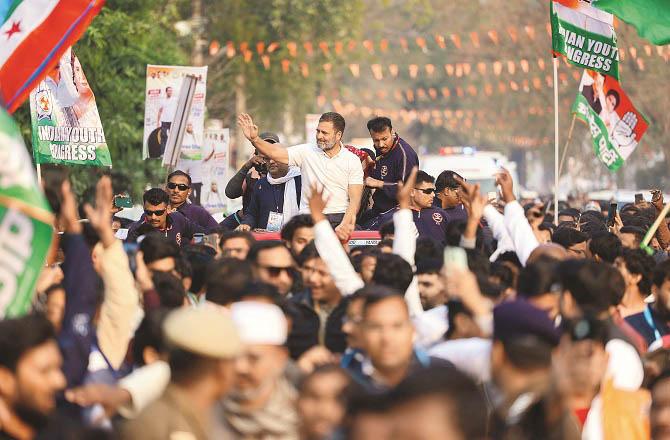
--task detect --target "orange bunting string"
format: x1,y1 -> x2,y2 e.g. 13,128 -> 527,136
380,39 -> 389,52
406,89 -> 415,102
256,42 -> 265,54
243,50 -> 253,62
371,64 -> 383,80
349,64 -> 360,77
409,64 -> 419,78
450,34 -> 462,49
428,88 -> 438,100
319,41 -> 330,56
477,62 -> 487,75
226,41 -> 236,58
417,88 -> 426,100
323,63 -> 333,73
347,40 -> 357,51
416,36 -> 427,52
435,34 -> 447,49
287,42 -> 297,57
470,32 -> 480,48
463,63 -> 471,76
303,41 -> 314,56
441,87 -> 451,98
455,64 -> 463,77
300,63 -> 309,77
498,82 -> 507,93
334,41 -> 343,55
281,59 -> 290,73
394,90 -> 404,101
493,61 -> 503,76
484,83 -> 493,96
507,60 -> 516,74
520,59 -> 529,73
267,42 -> 279,53
363,40 -> 375,54
487,30 -> 499,45
445,64 -> 454,76
532,77 -> 542,90
261,55 -> 270,69
538,59 -> 546,70
240,41 -> 249,53
637,58 -> 645,70
389,64 -> 399,77
507,26 -> 518,43
400,37 -> 409,52
209,40 -> 220,56
425,64 -> 435,76
524,25 -> 536,40
456,87 -> 464,97
629,46 -> 637,58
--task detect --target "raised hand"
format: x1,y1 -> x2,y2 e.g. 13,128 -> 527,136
83,176 -> 115,248
308,184 -> 329,223
397,166 -> 419,210
59,180 -> 81,233
237,113 -> 259,142
495,167 -> 515,203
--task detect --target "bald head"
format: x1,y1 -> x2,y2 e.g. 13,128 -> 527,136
526,243 -> 569,265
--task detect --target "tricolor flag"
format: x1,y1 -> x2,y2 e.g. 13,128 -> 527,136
551,0 -> 620,79
572,70 -> 649,171
0,107 -> 54,318
0,0 -> 105,113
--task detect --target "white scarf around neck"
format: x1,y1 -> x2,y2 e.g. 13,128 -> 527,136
266,167 -> 301,225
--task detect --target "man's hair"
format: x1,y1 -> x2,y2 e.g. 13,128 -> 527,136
152,271 -> 186,309
653,260 -> 670,288
319,112 -> 346,134
297,241 -> 320,266
205,258 -> 253,306
445,300 -> 473,338
237,281 -> 282,303
389,365 -> 487,439
372,253 -> 413,293
552,227 -> 588,249
280,214 -> 314,242
558,208 -> 580,221
415,170 -> 434,186
377,238 -> 394,250
169,348 -> 219,384
415,237 -> 444,266
351,248 -> 381,274
490,262 -> 516,291
558,259 -> 623,313
247,241 -> 291,264
619,226 -> 646,246
517,257 -> 560,299
0,314 -> 55,372
620,248 -> 656,296
167,170 -> 192,186
435,170 -> 463,192
219,230 -> 256,250
362,286 -> 405,318
366,116 -> 393,133
143,188 -> 169,206
415,258 -> 442,275
589,231 -> 623,263
140,233 -> 180,264
133,309 -> 169,367
379,221 -> 395,240
181,244 -> 216,294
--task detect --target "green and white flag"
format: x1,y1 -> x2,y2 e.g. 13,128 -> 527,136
29,48 -> 112,167
551,0 -> 620,79
0,108 -> 54,318
572,70 -> 649,171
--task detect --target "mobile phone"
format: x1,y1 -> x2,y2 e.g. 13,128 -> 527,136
635,193 -> 644,204
607,202 -> 617,227
193,233 -> 205,244
443,246 -> 468,272
113,194 -> 133,208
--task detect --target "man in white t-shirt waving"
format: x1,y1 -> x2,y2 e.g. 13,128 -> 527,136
238,112 -> 363,241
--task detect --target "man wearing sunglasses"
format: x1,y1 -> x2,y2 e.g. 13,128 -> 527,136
126,188 -> 205,246
248,241 -> 297,297
365,171 -> 449,245
165,170 -> 218,230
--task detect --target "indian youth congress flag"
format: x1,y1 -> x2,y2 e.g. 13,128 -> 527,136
572,70 -> 649,171
0,109 -> 53,318
29,48 -> 112,167
551,0 -> 620,79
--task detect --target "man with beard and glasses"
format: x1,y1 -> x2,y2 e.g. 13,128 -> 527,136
238,112 -> 363,242
0,314 -> 66,439
217,301 -> 298,439
237,141 -> 302,232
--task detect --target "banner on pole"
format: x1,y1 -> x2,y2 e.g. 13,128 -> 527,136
0,108 -> 54,318
551,0 -> 620,79
572,70 -> 649,171
29,48 -> 112,167
200,128 -> 230,213
143,65 -> 207,160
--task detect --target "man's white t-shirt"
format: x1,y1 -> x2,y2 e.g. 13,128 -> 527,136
160,96 -> 178,123
287,143 -> 364,215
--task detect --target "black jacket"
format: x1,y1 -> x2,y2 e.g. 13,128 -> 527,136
286,290 -> 348,359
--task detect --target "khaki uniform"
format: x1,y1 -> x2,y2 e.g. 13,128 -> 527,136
121,385 -> 211,440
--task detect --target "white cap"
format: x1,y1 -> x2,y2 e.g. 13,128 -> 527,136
230,301 -> 288,345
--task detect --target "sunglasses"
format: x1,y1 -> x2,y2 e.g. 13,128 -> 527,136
259,265 -> 295,277
417,188 -> 436,195
145,209 -> 166,217
167,182 -> 190,191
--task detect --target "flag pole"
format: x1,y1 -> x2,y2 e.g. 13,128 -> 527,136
36,163 -> 42,186
553,56 -> 560,226
558,114 -> 577,178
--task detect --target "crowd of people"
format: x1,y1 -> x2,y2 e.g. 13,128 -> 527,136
3,111 -> 670,439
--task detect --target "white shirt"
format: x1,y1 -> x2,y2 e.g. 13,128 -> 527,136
429,338 -> 492,383
288,143 -> 363,214
159,96 -> 178,123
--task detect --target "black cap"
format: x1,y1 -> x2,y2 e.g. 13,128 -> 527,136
493,300 -> 560,346
259,132 -> 280,144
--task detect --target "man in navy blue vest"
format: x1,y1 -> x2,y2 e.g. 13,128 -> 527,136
166,170 -> 218,230
126,188 -> 205,246
434,170 -> 468,224
237,147 -> 302,232
365,171 -> 451,246
360,116 -> 418,225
